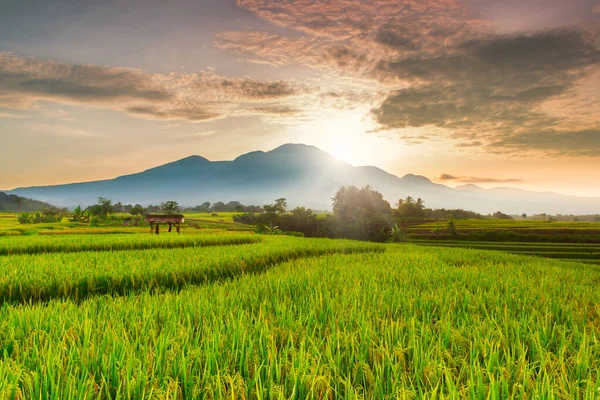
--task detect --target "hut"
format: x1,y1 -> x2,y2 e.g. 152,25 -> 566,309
145,214 -> 185,234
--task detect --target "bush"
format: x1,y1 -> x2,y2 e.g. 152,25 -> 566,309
283,231 -> 305,237
234,213 -> 259,225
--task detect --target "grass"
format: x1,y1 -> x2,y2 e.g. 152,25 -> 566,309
0,233 -> 261,256
183,212 -> 241,222
0,211 -> 252,236
411,240 -> 600,264
0,245 -> 598,398
0,236 -> 383,304
412,219 -> 600,230
408,218 -> 600,262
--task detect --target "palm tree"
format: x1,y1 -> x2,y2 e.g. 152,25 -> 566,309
396,198 -> 405,208
406,196 -> 415,204
416,198 -> 424,209
291,207 -> 314,225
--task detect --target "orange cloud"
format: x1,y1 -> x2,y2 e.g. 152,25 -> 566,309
0,53 -> 309,122
220,0 -> 600,157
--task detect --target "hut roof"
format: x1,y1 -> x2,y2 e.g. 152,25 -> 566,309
145,214 -> 185,223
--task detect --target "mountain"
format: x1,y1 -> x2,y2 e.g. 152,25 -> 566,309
8,144 -> 600,214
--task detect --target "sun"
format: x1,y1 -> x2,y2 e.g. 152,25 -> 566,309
288,109 -> 406,167
329,141 -> 354,164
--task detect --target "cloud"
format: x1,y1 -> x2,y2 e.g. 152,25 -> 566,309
486,128 -> 600,157
370,29 -> 600,155
0,112 -> 29,119
436,173 -> 524,184
222,1 -> 600,157
248,105 -> 302,115
0,53 -> 308,122
23,123 -> 106,138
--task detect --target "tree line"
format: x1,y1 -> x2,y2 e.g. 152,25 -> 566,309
234,186 -> 485,242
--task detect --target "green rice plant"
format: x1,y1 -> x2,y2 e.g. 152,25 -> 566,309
0,233 -> 261,256
411,240 -> 600,263
0,236 -> 383,304
0,245 -> 597,398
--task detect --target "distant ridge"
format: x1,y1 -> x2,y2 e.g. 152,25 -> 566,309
9,144 -> 600,214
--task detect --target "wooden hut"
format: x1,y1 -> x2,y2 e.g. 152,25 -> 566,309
145,214 -> 185,234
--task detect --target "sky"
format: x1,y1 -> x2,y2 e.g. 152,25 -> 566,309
0,0 -> 599,196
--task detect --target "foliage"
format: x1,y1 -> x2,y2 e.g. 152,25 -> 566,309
278,207 -> 318,236
0,232 -> 261,257
0,192 -> 58,213
130,204 -> 145,215
16,210 -> 64,224
161,201 -> 180,215
447,219 -> 459,238
331,185 -> 393,242
71,205 -> 91,223
394,196 -> 427,219
0,236 -> 380,303
492,211 -> 513,220
0,240 -> 597,397
88,197 -> 114,218
233,212 -> 260,225
390,222 -> 408,242
424,207 -> 485,220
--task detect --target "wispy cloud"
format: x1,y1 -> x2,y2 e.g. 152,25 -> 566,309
24,123 -> 106,138
436,173 -> 524,184
0,112 -> 29,119
0,52 -> 310,123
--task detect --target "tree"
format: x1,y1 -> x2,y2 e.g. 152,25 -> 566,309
447,219 -> 459,238
275,198 -> 287,213
130,204 -> 145,215
92,197 -> 114,217
211,202 -> 227,212
522,213 -> 527,220
161,201 -> 180,215
394,196 -> 426,220
113,202 -> 124,213
279,207 -> 318,236
72,205 -> 84,222
493,211 -> 513,220
331,186 -> 392,242
258,204 -> 280,233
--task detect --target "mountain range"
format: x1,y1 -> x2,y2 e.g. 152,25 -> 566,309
8,144 -> 600,215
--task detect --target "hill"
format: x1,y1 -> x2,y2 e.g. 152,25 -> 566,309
0,191 -> 58,212
8,144 -> 600,215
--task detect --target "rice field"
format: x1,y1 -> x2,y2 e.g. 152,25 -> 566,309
0,212 -> 251,236
411,240 -> 600,265
0,233 -> 261,256
0,226 -> 598,398
411,219 -> 600,231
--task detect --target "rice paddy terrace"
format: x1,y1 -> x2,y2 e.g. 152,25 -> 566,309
0,222 -> 598,398
408,219 -> 600,265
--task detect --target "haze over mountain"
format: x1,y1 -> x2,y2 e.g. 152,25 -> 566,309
8,144 -> 600,215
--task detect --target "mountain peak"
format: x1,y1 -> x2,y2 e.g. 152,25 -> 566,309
268,143 -> 331,158
270,143 -> 322,152
402,174 -> 433,184
235,143 -> 337,164
176,155 -> 210,163
456,184 -> 485,192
